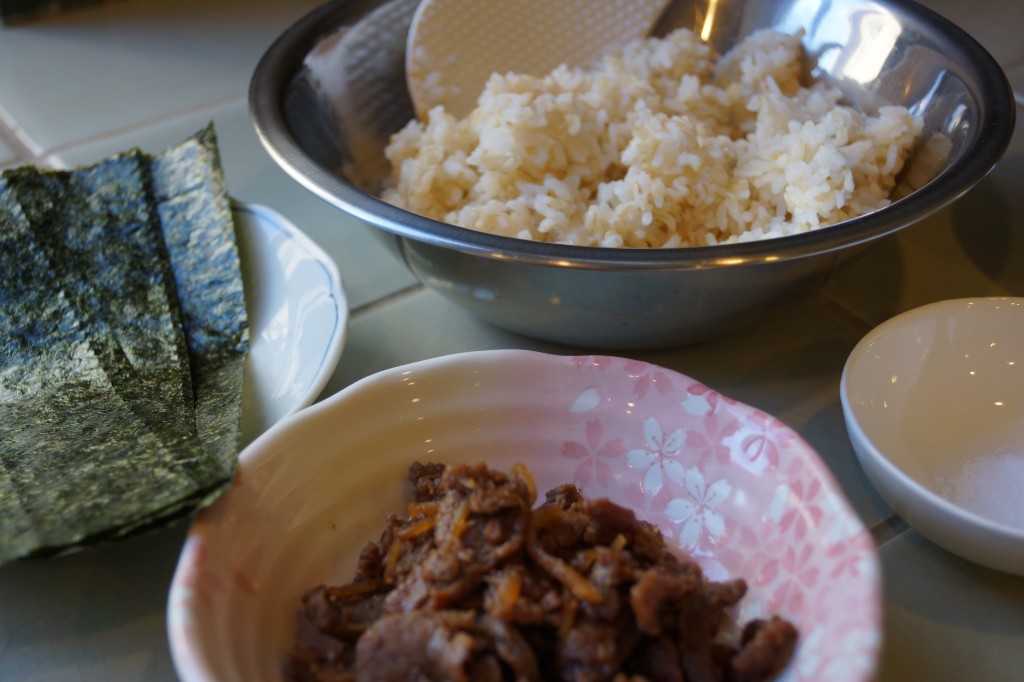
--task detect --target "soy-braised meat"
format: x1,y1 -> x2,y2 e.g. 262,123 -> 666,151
285,462 -> 797,682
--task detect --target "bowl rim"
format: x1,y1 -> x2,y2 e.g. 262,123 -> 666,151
249,0 -> 1016,270
840,298 -> 1024,551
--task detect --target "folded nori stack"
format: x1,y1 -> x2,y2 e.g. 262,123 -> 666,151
3,153 -> 196,444
148,125 -> 249,476
0,184 -> 202,561
0,125 -> 248,564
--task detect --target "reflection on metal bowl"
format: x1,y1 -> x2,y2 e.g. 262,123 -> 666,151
250,0 -> 1014,349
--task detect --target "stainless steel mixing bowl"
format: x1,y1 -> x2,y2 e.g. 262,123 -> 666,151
250,0 -> 1014,349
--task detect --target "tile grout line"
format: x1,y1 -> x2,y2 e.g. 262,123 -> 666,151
813,288 -> 878,335
348,282 -> 426,319
816,291 -> 912,549
0,110 -> 37,167
870,514 -> 910,546
1,91 -> 248,168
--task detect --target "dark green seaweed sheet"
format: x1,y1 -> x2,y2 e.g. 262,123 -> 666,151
0,183 -> 203,562
71,151 -> 197,437
148,125 -> 249,475
2,166 -> 140,423
3,155 -> 195,445
0,125 -> 248,564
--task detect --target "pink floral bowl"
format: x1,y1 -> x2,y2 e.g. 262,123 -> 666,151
168,350 -> 881,682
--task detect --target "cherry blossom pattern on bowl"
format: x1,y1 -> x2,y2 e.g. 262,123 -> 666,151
168,350 -> 881,682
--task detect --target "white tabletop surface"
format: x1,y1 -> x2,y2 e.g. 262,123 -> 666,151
0,0 -> 1022,679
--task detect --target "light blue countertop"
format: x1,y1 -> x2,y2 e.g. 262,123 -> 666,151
1,0 -> 1022,679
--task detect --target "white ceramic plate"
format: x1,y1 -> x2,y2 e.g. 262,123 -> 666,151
841,297 -> 1024,575
234,201 -> 347,443
169,350 -> 880,682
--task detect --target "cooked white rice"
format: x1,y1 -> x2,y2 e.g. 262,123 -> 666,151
382,28 -> 923,248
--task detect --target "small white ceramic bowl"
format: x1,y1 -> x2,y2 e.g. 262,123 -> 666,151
841,298 -> 1024,575
169,350 -> 880,682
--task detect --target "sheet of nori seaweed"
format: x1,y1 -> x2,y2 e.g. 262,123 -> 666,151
7,153 -> 233,505
0,184 -> 207,564
148,125 -> 249,477
0,126 -> 249,564
3,155 -> 196,445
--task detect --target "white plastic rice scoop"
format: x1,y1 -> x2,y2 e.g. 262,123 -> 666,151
406,0 -> 670,119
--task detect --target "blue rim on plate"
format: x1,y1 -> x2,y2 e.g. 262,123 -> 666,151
233,201 -> 347,443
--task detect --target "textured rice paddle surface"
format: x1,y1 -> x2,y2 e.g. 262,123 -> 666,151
0,125 -> 248,565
